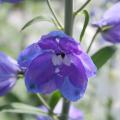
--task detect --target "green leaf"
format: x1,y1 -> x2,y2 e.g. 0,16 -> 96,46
92,46 -> 116,69
5,93 -> 21,102
21,16 -> 51,31
0,103 -> 47,116
80,10 -> 89,42
49,91 -> 61,111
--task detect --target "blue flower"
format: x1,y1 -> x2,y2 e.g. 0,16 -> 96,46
93,2 -> 120,43
0,52 -> 20,96
37,100 -> 84,120
18,31 -> 97,101
18,43 -> 41,71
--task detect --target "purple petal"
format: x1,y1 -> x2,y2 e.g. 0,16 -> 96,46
0,52 -> 19,72
18,43 -> 42,71
38,37 -> 60,53
92,2 -> 120,43
79,51 -> 97,78
38,31 -> 66,53
38,31 -> 81,55
93,2 -> 120,27
101,2 -> 120,26
59,38 -> 81,54
102,24 -> 120,43
55,55 -> 88,101
0,52 -> 19,96
59,77 -> 87,101
25,52 -> 57,94
55,55 -> 88,88
0,77 -> 16,96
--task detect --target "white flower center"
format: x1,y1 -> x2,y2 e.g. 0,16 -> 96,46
52,54 -> 71,66
52,54 -> 63,66
55,68 -> 60,73
55,38 -> 60,43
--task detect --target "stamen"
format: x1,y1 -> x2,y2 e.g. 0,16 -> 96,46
61,52 -> 65,58
56,52 -> 65,59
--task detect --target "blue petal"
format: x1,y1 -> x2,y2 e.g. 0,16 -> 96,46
59,38 -> 81,55
92,2 -> 120,44
25,52 -> 57,94
0,52 -> 18,96
56,55 -> 88,101
0,52 -> 19,72
101,2 -> 120,26
55,55 -> 88,88
38,37 -> 60,53
18,43 -> 42,70
92,2 -> 120,28
60,77 -> 86,101
48,30 -> 67,38
79,52 -> 97,78
102,24 -> 120,43
0,77 -> 16,96
39,31 -> 81,55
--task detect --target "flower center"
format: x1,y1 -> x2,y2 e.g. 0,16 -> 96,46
56,52 -> 65,59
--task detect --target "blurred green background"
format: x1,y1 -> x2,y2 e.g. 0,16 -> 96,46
0,0 -> 120,120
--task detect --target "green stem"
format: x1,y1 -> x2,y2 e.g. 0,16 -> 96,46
46,0 -> 63,29
60,99 -> 70,120
60,0 -> 73,120
87,28 -> 100,53
37,94 -> 60,120
36,94 -> 50,110
64,0 -> 73,36
73,0 -> 91,18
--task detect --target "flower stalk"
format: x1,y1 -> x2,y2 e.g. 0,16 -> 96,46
60,0 -> 73,120
64,0 -> 73,36
37,94 -> 50,110
87,28 -> 100,53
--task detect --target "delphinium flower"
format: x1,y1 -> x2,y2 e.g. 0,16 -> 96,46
18,31 -> 97,101
0,0 -> 21,3
37,100 -> 84,120
93,2 -> 120,43
0,52 -> 20,96
18,43 -> 41,71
